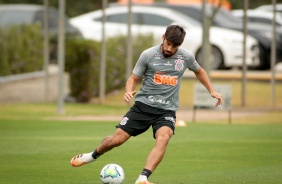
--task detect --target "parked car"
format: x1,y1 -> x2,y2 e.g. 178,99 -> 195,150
70,5 -> 260,69
0,4 -> 81,36
231,9 -> 282,30
136,3 -> 282,69
255,3 -> 282,13
0,4 -> 82,63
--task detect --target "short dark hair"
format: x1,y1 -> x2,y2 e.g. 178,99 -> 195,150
164,25 -> 186,46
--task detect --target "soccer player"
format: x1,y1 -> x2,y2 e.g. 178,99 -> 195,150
71,25 -> 222,184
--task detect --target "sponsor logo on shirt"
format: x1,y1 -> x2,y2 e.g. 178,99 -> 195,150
154,74 -> 178,86
177,54 -> 184,59
175,59 -> 184,71
154,54 -> 161,59
164,61 -> 173,66
153,61 -> 173,66
148,96 -> 170,105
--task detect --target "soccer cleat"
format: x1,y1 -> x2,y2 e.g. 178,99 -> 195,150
71,153 -> 95,167
135,175 -> 154,184
135,181 -> 154,184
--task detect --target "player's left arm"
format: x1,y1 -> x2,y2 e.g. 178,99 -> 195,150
193,66 -> 223,107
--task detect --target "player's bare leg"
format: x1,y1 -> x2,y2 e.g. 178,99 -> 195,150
135,126 -> 173,184
71,128 -> 130,167
145,126 -> 173,171
97,128 -> 131,153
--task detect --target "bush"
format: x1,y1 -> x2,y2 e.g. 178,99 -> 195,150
0,24 -> 44,76
105,34 -> 154,93
65,39 -> 99,102
65,34 -> 154,103
0,24 -> 154,103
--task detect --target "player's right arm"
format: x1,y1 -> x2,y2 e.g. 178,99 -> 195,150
124,74 -> 140,103
124,49 -> 148,103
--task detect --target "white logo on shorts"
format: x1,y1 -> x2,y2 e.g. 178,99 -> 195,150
165,117 -> 176,124
120,117 -> 129,125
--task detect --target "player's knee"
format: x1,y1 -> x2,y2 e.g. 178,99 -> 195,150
156,133 -> 171,144
108,135 -> 126,147
155,127 -> 173,142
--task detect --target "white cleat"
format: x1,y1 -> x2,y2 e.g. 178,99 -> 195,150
135,175 -> 154,184
70,153 -> 95,167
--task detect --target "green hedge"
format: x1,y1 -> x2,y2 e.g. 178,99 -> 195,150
0,24 -> 44,76
65,34 -> 153,103
65,39 -> 99,102
0,24 -> 153,103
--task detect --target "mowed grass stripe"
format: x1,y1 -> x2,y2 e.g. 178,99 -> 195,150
0,120 -> 282,183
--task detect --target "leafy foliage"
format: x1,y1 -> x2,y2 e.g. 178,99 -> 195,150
65,39 -> 99,102
0,24 -> 43,76
65,34 -> 154,103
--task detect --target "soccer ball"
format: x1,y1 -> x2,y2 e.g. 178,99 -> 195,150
100,164 -> 125,184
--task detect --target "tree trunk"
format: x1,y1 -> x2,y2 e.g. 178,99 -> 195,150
202,0 -> 212,77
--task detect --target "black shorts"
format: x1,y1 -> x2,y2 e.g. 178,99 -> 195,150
116,101 -> 176,138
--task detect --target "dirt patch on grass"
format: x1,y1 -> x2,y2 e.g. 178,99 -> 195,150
49,107 -> 280,124
176,108 -> 268,124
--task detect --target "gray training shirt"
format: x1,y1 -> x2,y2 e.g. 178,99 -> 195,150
133,45 -> 200,111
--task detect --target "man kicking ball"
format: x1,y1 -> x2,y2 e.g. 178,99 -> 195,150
71,24 -> 222,184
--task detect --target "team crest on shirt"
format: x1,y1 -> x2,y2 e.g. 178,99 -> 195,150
175,59 -> 184,71
177,54 -> 184,59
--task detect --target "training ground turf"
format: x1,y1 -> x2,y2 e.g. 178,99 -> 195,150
0,119 -> 282,184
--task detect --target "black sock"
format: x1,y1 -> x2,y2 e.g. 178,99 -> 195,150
91,149 -> 102,159
141,168 -> 152,178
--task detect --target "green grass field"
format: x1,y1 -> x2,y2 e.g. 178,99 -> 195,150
1,115 -> 282,183
0,79 -> 282,183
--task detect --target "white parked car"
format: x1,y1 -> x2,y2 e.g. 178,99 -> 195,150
70,6 -> 260,69
255,3 -> 282,13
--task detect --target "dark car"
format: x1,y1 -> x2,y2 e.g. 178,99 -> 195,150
0,4 -> 82,62
142,3 -> 282,69
0,4 -> 81,36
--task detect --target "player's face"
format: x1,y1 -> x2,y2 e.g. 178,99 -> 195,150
161,38 -> 179,58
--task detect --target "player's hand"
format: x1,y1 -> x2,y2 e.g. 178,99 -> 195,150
211,91 -> 223,107
124,91 -> 136,103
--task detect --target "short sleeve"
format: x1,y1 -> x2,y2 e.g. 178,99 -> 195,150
133,51 -> 148,77
187,52 -> 200,72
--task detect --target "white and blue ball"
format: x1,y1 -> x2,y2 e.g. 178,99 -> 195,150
100,164 -> 124,184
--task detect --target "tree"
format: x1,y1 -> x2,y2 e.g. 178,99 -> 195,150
201,0 -> 222,75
